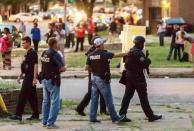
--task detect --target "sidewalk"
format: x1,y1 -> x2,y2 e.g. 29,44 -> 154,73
0,104 -> 194,131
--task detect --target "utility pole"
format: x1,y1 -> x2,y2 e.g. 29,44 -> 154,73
64,0 -> 67,23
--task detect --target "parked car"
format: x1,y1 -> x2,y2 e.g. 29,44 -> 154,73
38,11 -> 52,20
162,17 -> 193,36
0,24 -> 22,48
9,13 -> 43,22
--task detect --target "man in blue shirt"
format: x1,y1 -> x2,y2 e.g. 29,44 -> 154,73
31,22 -> 41,52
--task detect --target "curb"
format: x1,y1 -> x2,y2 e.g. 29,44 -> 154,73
1,72 -> 194,79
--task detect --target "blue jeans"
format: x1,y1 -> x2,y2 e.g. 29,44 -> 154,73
42,79 -> 60,126
90,75 -> 119,122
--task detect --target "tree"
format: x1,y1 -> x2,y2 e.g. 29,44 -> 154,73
75,0 -> 96,18
0,0 -> 35,14
112,0 -> 127,5
74,0 -> 128,18
41,0 -> 55,11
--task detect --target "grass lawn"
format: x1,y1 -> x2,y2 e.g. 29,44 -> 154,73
0,80 -> 20,90
65,50 -> 121,68
147,42 -> 193,68
0,34 -> 192,68
66,42 -> 193,68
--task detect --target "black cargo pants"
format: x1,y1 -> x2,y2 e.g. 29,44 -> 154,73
119,74 -> 154,118
15,76 -> 39,118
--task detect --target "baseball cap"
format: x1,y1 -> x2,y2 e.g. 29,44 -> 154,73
94,38 -> 106,47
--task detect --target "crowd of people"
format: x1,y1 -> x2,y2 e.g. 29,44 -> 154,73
0,10 -> 142,70
164,24 -> 194,63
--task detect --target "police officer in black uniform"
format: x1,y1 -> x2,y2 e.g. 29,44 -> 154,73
75,36 -> 107,116
10,36 -> 39,121
119,36 -> 162,122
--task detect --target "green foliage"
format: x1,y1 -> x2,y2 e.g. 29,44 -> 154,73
62,99 -> 79,109
75,0 -> 96,17
66,51 -> 120,68
66,41 -> 193,68
147,42 -> 192,68
0,80 -> 21,91
0,0 -> 34,5
68,0 -> 76,3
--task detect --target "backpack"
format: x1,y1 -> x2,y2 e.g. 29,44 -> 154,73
181,52 -> 189,62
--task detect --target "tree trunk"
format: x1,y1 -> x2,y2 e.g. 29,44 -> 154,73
43,0 -> 50,11
84,0 -> 95,18
11,4 -> 20,14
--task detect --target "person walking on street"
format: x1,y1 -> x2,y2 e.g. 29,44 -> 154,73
75,36 -> 108,116
31,22 -> 41,52
119,36 -> 162,122
167,25 -> 179,60
157,22 -> 166,46
75,21 -> 86,52
9,36 -> 39,121
40,37 -> 66,129
86,37 -> 126,123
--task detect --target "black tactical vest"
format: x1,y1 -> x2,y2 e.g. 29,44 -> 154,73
89,50 -> 110,79
125,47 -> 144,75
41,49 -> 60,79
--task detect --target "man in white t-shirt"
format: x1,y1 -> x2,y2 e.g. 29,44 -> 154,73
157,22 -> 166,46
54,23 -> 66,59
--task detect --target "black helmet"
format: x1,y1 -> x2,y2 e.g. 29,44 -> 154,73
133,36 -> 145,45
91,36 -> 101,45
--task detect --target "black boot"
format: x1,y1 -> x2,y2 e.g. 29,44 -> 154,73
9,114 -> 22,121
148,115 -> 162,122
75,108 -> 86,116
119,115 -> 132,122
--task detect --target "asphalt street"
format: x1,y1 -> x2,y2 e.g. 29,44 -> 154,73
60,78 -> 194,105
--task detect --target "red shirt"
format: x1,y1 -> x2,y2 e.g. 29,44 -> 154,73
3,34 -> 12,48
76,27 -> 85,38
88,22 -> 94,34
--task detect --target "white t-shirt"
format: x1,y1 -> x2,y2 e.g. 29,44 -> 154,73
157,24 -> 166,34
55,29 -> 66,45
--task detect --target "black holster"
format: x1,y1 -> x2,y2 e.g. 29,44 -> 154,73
101,73 -> 111,84
119,70 -> 126,85
51,74 -> 61,87
37,72 -> 45,84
